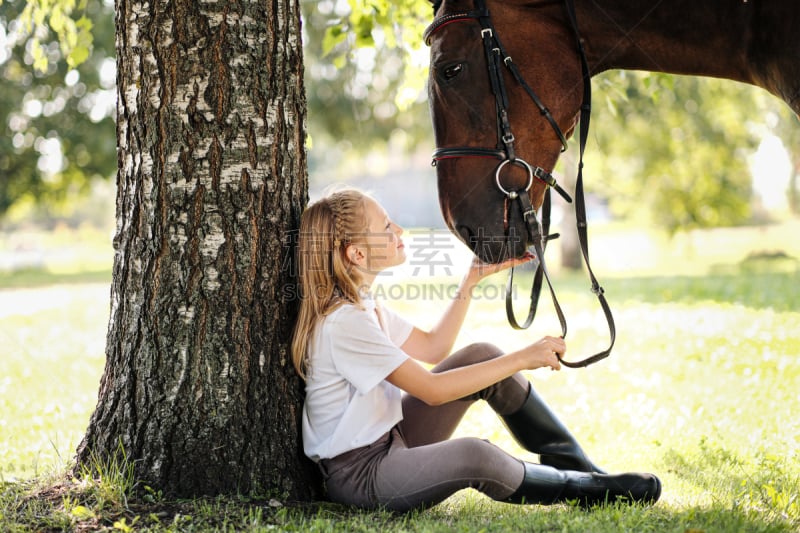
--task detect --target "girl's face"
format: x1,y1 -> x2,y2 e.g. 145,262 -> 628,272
352,198 -> 405,274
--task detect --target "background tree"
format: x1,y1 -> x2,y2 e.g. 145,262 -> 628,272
585,73 -> 778,235
554,72 -> 798,266
301,0 -> 431,176
0,0 -> 115,221
765,102 -> 800,214
71,0 -> 319,497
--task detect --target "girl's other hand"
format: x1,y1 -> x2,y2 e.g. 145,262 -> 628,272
522,335 -> 565,371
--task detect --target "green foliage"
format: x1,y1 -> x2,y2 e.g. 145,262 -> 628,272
303,0 -> 434,175
338,0 -> 430,52
0,0 -> 116,221
583,72 -> 793,234
4,0 -> 94,72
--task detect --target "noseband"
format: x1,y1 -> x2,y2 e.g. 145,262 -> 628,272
425,0 -> 615,369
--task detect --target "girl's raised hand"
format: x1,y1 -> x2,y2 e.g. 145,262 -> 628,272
466,251 -> 536,284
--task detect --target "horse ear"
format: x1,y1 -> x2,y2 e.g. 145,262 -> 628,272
430,0 -> 442,14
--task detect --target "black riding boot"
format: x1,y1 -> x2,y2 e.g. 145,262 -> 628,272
501,385 -> 605,473
504,462 -> 661,507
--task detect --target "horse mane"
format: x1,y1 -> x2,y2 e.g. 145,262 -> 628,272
431,1 -> 442,14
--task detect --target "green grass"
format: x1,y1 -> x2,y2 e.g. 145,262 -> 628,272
0,267 -> 111,289
1,223 -> 799,531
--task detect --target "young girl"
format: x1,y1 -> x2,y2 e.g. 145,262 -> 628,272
292,188 -> 661,512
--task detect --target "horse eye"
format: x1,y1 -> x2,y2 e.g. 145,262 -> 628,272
442,63 -> 463,80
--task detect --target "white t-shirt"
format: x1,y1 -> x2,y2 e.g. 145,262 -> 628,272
302,296 -> 413,462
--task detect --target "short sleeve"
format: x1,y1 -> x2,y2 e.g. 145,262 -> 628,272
379,305 -> 414,347
328,307 -> 409,395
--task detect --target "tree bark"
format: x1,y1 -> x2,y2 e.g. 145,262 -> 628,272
75,0 -> 321,498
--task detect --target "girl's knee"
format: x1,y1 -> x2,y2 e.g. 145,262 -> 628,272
443,343 -> 503,369
453,437 -> 511,475
468,342 -> 503,358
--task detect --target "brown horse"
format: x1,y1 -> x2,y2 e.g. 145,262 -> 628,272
426,0 -> 800,263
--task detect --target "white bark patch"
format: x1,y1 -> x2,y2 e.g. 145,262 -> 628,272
205,11 -> 225,28
172,77 -> 210,126
231,51 -> 255,67
203,266 -> 221,292
200,224 -> 225,260
117,114 -> 128,150
108,291 -> 120,331
219,162 -> 250,187
200,212 -> 225,292
141,152 -> 154,177
167,345 -> 189,403
178,304 -> 195,324
170,176 -> 197,194
147,75 -> 161,108
122,153 -> 134,180
264,98 -> 282,137
140,153 -> 153,191
165,151 -> 198,195
194,137 -> 212,160
159,19 -> 173,47
127,19 -> 139,47
123,80 -> 138,115
207,352 -> 230,407
169,224 -> 188,249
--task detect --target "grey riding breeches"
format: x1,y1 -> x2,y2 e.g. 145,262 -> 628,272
318,342 -> 529,512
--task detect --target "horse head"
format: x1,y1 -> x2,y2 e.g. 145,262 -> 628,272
426,0 -> 586,263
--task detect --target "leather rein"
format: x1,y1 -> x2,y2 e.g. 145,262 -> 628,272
424,0 -> 614,368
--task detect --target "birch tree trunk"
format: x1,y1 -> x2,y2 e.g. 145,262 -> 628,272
75,0 -> 320,498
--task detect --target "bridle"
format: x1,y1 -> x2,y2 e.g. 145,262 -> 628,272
424,0 -> 614,368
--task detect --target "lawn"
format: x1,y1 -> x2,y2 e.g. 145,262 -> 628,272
1,222 -> 799,531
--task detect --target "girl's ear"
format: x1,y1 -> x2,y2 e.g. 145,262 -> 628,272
344,244 -> 365,266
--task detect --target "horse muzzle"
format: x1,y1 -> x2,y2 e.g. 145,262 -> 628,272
455,219 -> 529,263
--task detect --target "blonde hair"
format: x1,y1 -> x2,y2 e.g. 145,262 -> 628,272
291,188 -> 371,378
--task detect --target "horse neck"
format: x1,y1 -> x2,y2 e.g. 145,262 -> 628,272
573,0 -> 800,113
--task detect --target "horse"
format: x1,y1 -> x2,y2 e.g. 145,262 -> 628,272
425,0 -> 800,264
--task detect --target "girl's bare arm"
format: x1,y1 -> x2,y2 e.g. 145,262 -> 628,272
400,253 -> 535,364
388,335 -> 564,406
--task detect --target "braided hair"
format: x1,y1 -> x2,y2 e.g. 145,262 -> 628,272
291,188 -> 371,378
